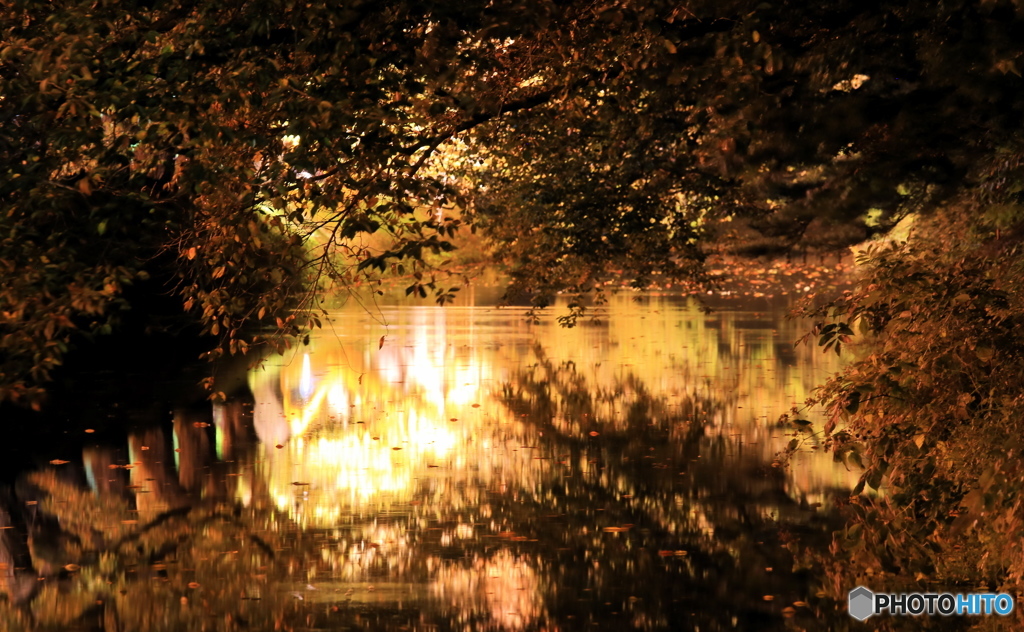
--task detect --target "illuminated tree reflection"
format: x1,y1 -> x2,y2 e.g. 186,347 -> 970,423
0,295 -> 855,630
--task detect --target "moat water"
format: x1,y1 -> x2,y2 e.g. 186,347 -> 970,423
0,290 -> 856,631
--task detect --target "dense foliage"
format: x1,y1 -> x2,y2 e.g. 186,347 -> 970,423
789,202 -> 1024,619
4,0 -> 1024,413
460,0 -> 1024,300
1,0 -> 498,404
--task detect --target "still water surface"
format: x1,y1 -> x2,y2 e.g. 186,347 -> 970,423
0,292 -> 856,631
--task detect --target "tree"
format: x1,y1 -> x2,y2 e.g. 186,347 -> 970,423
787,204 -> 1024,604
5,0 -> 1024,407
0,0 -> 546,404
461,0 -> 1024,302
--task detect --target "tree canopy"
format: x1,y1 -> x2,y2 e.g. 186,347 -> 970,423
4,0 -> 1024,407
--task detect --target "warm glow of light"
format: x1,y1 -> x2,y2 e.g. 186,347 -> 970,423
432,551 -> 547,630
250,296 -> 856,530
299,353 -> 314,400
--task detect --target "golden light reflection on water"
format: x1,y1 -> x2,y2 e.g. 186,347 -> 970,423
432,550 -> 548,630
235,293 -> 858,629
0,292 -> 861,632
250,294 -> 854,529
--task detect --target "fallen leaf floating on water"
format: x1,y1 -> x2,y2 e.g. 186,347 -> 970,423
291,482 -> 309,486
188,582 -> 201,589
192,422 -> 210,428
64,564 -> 80,572
84,429 -> 94,433
763,595 -> 775,601
49,459 -> 69,465
603,525 -> 633,533
589,431 -> 600,437
275,444 -> 284,449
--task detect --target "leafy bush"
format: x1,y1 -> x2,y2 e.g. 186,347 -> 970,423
796,201 -> 1024,603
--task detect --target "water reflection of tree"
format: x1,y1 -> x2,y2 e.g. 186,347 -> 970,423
485,345 -> 845,630
0,401 -> 301,632
0,351 -> 851,631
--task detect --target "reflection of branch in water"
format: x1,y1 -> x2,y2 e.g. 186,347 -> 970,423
476,349 -> 848,628
0,396 -> 295,632
504,343 -> 730,437
0,470 -> 287,632
0,493 -> 37,609
0,294 -> 851,631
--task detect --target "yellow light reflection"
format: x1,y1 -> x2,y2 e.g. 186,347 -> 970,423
432,551 -> 547,630
249,295 -> 856,531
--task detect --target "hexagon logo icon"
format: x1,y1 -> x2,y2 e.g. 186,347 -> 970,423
848,586 -> 875,621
